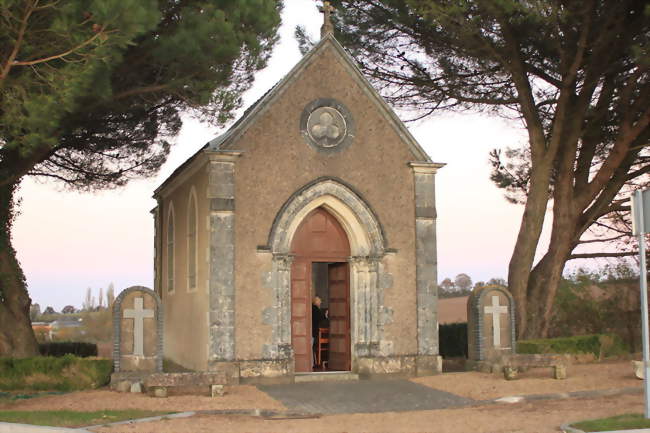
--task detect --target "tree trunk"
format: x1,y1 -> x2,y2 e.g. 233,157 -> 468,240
0,182 -> 39,357
520,170 -> 577,339
521,244 -> 571,339
507,160 -> 554,338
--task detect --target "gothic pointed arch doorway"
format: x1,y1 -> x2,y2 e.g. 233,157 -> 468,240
290,206 -> 351,373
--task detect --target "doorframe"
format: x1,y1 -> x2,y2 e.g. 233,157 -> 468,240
261,179 -> 389,375
304,258 -> 351,373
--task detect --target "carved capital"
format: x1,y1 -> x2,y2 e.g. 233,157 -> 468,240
272,253 -> 294,271
349,255 -> 381,272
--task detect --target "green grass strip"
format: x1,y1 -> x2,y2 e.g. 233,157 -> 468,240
0,410 -> 173,427
572,413 -> 650,432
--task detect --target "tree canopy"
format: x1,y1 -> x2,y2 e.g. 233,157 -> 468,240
324,0 -> 649,337
0,0 -> 281,356
1,0 -> 281,190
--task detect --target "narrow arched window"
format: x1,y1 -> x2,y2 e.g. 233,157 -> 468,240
167,204 -> 175,293
187,190 -> 197,290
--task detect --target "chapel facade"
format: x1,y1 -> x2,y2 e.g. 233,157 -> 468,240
151,25 -> 444,383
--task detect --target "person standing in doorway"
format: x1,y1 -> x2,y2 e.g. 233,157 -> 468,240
312,296 -> 326,369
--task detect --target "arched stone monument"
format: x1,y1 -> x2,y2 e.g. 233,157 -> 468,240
467,285 -> 516,366
113,286 -> 163,373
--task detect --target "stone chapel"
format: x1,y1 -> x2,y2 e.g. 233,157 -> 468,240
151,14 -> 444,383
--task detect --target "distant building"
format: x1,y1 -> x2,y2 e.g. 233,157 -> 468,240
31,322 -> 53,341
51,316 -> 83,331
33,316 -> 84,341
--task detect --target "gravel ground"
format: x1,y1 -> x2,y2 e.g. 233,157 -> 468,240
0,360 -> 641,433
0,385 -> 285,412
414,359 -> 638,400
90,394 -> 642,433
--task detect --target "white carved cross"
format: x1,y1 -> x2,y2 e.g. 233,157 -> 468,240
123,297 -> 154,356
484,295 -> 508,348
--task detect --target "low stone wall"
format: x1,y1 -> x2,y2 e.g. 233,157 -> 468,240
111,371 -> 230,397
468,353 -> 571,380
357,355 -> 442,378
111,354 -> 443,392
238,359 -> 295,384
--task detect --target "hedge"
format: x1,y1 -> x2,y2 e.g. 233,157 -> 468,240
439,323 -> 468,358
517,334 -> 628,358
0,355 -> 112,391
39,342 -> 97,358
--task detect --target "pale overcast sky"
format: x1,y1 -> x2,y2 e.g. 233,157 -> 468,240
14,1 -> 537,310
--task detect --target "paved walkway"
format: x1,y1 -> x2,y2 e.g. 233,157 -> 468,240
258,379 -> 474,414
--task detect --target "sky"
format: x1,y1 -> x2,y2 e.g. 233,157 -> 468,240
14,1 -> 542,311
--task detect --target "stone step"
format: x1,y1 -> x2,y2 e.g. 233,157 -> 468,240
294,371 -> 359,383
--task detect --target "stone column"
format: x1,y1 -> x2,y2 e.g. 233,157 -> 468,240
350,256 -> 379,357
410,162 -> 445,376
151,201 -> 162,297
207,152 -> 241,371
262,253 -> 294,360
351,255 -> 393,358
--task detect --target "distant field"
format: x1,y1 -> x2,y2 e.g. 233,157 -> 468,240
438,296 -> 468,324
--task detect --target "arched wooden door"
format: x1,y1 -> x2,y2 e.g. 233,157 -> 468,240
290,207 -> 351,372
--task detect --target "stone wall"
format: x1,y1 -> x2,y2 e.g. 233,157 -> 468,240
159,162 -> 210,371
226,42 -> 439,377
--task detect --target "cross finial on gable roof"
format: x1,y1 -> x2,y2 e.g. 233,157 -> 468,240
319,1 -> 335,38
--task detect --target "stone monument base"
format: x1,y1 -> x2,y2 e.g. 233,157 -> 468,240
467,354 -> 571,380
110,371 -> 231,396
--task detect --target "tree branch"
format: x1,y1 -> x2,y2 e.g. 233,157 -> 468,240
1,0 -> 37,82
490,6 -> 548,160
577,234 -> 627,244
112,84 -> 171,101
12,26 -> 111,67
568,251 -> 637,260
593,220 -> 631,235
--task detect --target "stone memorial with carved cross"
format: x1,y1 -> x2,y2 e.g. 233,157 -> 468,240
113,286 -> 163,373
467,285 -> 516,365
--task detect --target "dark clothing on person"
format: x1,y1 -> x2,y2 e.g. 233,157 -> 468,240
312,304 -> 326,339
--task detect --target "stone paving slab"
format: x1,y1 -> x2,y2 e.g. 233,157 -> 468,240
258,380 -> 474,414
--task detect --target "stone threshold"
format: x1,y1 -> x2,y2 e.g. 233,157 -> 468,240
294,371 -> 360,383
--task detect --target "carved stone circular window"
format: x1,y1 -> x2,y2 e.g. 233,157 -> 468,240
300,99 -> 354,152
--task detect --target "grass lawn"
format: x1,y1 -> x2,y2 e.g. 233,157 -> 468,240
572,413 -> 650,432
0,410 -> 173,427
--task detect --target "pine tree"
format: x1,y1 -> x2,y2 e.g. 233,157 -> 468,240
328,0 -> 649,337
0,0 -> 282,357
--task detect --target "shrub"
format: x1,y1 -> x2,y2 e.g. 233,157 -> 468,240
439,322 -> 468,358
80,309 -> 113,344
0,355 -> 112,391
39,342 -> 97,358
551,264 -> 640,352
517,334 -> 628,358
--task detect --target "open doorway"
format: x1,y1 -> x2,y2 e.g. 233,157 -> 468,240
312,262 -> 350,372
290,207 -> 351,373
